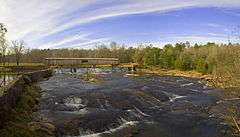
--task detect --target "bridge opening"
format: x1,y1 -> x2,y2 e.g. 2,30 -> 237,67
45,58 -> 138,76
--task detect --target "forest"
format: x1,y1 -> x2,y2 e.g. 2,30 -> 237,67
1,22 -> 240,136
1,41 -> 238,88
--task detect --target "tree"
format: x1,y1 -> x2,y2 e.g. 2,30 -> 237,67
11,40 -> 25,66
196,58 -> 207,73
133,45 -> 145,66
159,44 -> 175,69
175,51 -> 193,70
142,46 -> 160,66
0,23 -> 8,66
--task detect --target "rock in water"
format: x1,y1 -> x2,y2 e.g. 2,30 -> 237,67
28,122 -> 56,137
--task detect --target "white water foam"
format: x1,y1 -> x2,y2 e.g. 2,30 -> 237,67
162,91 -> 186,102
169,95 -> 186,102
64,97 -> 86,108
181,83 -> 194,87
63,108 -> 88,115
64,121 -> 138,137
190,89 -> 201,92
133,106 -> 151,117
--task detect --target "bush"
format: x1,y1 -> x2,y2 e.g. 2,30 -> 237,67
0,85 -> 42,137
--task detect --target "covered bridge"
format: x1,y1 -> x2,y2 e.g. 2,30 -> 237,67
45,58 -> 119,66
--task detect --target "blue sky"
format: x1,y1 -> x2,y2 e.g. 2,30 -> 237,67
1,0 -> 240,49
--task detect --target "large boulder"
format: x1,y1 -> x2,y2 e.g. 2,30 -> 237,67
28,122 -> 56,137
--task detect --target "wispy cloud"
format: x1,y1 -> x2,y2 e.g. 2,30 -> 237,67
206,23 -> 222,28
0,0 -> 95,46
56,37 -> 110,49
167,35 -> 229,44
73,38 -> 110,48
40,33 -> 92,49
1,0 -> 240,48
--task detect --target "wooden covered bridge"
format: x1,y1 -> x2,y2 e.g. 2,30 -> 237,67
45,58 -> 119,67
45,58 -> 137,71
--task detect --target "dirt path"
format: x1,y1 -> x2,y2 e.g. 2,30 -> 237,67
35,68 -> 233,137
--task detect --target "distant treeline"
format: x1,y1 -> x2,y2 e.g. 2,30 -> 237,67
2,42 -> 240,87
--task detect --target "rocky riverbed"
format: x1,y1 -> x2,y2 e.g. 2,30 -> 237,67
34,68 -> 234,137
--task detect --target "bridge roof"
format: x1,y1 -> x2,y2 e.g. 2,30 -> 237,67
45,58 -> 119,61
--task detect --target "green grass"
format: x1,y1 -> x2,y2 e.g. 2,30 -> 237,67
0,63 -> 45,67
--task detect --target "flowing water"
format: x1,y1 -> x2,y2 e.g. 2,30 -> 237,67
35,68 -> 234,137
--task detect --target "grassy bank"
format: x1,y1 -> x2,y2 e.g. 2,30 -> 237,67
138,67 -> 213,85
0,84 -> 55,137
0,85 -> 40,137
0,63 -> 45,67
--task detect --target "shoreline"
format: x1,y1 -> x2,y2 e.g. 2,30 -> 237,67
138,68 -> 214,86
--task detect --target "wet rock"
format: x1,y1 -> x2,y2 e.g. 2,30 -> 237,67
28,122 -> 56,137
147,90 -> 170,102
140,86 -> 150,91
22,75 -> 32,84
35,98 -> 40,104
78,110 -> 128,133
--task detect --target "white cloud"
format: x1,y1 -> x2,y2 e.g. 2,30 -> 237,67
206,23 -> 222,28
39,33 -> 92,49
0,0 -> 95,46
55,38 -> 110,49
0,0 -> 240,48
45,0 -> 240,36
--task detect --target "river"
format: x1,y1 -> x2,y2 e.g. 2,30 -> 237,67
35,68 -> 234,137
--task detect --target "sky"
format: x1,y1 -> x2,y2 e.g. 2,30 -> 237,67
0,0 -> 240,49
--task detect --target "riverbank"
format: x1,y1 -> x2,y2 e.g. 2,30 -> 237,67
0,85 -> 54,137
0,69 -> 53,137
138,67 -> 213,85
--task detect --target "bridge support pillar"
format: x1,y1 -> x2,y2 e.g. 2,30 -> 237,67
92,65 -> 96,72
111,65 -> 115,72
73,68 -> 77,73
70,66 -> 77,73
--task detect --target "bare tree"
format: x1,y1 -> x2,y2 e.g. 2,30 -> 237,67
0,23 -> 8,66
11,40 -> 24,66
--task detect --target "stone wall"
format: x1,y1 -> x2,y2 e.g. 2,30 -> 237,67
24,69 -> 53,83
0,69 -> 52,109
